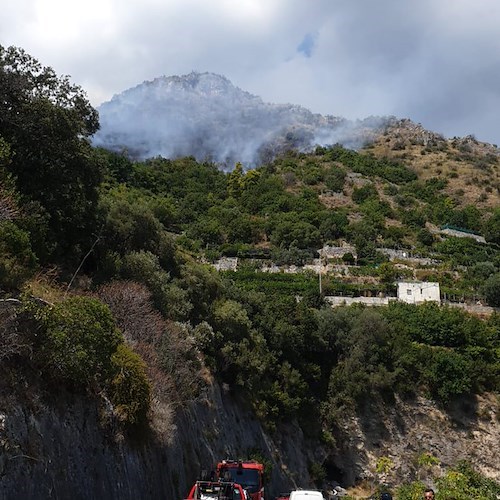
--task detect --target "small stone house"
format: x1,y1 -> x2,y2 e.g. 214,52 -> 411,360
397,281 -> 440,304
318,243 -> 357,260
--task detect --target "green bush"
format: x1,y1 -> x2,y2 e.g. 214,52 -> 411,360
396,481 -> 428,500
423,347 -> 472,402
324,167 -> 346,192
325,144 -> 417,183
100,186 -> 166,256
0,221 -> 38,289
352,183 -> 378,204
36,296 -> 122,384
483,273 -> 500,307
397,462 -> 500,499
120,251 -> 175,316
483,209 -> 500,245
109,343 -> 151,425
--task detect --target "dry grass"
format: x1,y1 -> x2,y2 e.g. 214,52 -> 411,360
344,481 -> 374,499
366,121 -> 500,211
22,269 -> 66,304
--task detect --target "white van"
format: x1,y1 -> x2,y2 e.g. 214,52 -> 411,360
289,490 -> 324,500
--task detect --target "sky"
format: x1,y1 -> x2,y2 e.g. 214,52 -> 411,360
2,0 -> 500,146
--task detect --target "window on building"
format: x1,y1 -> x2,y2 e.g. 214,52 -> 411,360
407,289 -> 412,295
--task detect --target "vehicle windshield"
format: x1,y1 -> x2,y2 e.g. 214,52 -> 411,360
220,468 -> 260,493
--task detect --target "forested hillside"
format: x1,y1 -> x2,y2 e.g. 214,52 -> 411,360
1,45 -> 499,498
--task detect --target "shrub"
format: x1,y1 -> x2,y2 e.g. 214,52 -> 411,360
100,186 -> 166,256
324,167 -> 346,192
120,251 -> 173,316
108,343 -> 151,425
158,321 -> 204,400
36,296 -> 122,384
397,462 -> 500,499
483,273 -> 500,307
308,461 -> 326,483
424,347 -> 472,402
0,221 -> 38,289
352,183 -> 378,204
97,280 -> 165,344
396,481 -> 427,500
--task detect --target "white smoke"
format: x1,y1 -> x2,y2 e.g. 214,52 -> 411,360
92,72 -> 390,168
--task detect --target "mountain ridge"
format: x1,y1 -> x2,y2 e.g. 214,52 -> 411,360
93,71 -> 389,167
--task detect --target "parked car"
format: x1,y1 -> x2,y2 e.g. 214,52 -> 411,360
289,491 -> 324,500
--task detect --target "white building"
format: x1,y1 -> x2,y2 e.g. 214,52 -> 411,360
397,281 -> 440,304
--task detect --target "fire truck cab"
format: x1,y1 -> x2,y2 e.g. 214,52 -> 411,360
216,460 -> 265,500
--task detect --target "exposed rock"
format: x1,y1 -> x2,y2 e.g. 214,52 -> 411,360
0,368 -> 498,498
0,376 -> 316,499
328,394 -> 500,487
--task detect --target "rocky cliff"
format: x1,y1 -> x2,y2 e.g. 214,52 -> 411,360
1,366 -> 498,499
0,373 -> 316,499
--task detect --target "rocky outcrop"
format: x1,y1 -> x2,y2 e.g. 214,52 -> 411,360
0,377 -> 316,499
1,371 -> 498,499
327,394 -> 500,487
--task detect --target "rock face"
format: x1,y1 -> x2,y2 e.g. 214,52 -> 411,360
328,394 -> 500,487
0,377 -> 498,499
92,72 -> 388,168
0,380 -> 316,499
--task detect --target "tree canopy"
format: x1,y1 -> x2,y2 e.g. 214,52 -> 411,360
0,45 -> 102,261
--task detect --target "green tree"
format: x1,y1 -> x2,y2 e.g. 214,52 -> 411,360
270,213 -> 321,249
448,205 -> 482,232
483,273 -> 500,307
319,210 -> 349,241
0,221 -> 37,288
417,228 -> 435,247
227,162 -> 244,198
483,208 -> 500,245
322,308 -> 397,418
347,219 -> 379,260
378,262 -> 397,288
424,347 -> 472,402
212,299 -> 251,340
100,186 -> 172,259
0,45 -> 102,260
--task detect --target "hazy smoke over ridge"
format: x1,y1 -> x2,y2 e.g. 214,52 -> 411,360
92,72 -> 389,168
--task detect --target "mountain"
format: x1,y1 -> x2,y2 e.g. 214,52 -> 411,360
92,71 -> 388,167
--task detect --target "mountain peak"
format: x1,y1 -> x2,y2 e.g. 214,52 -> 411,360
94,73 -> 388,167
112,71 -> 258,104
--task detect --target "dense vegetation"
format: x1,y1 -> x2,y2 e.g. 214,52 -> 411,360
1,45 -> 499,491
393,460 -> 500,500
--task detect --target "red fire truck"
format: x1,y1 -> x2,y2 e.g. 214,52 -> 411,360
216,460 -> 265,500
184,479 -> 248,499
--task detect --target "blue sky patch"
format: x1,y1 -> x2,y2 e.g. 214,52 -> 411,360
297,33 -> 316,58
